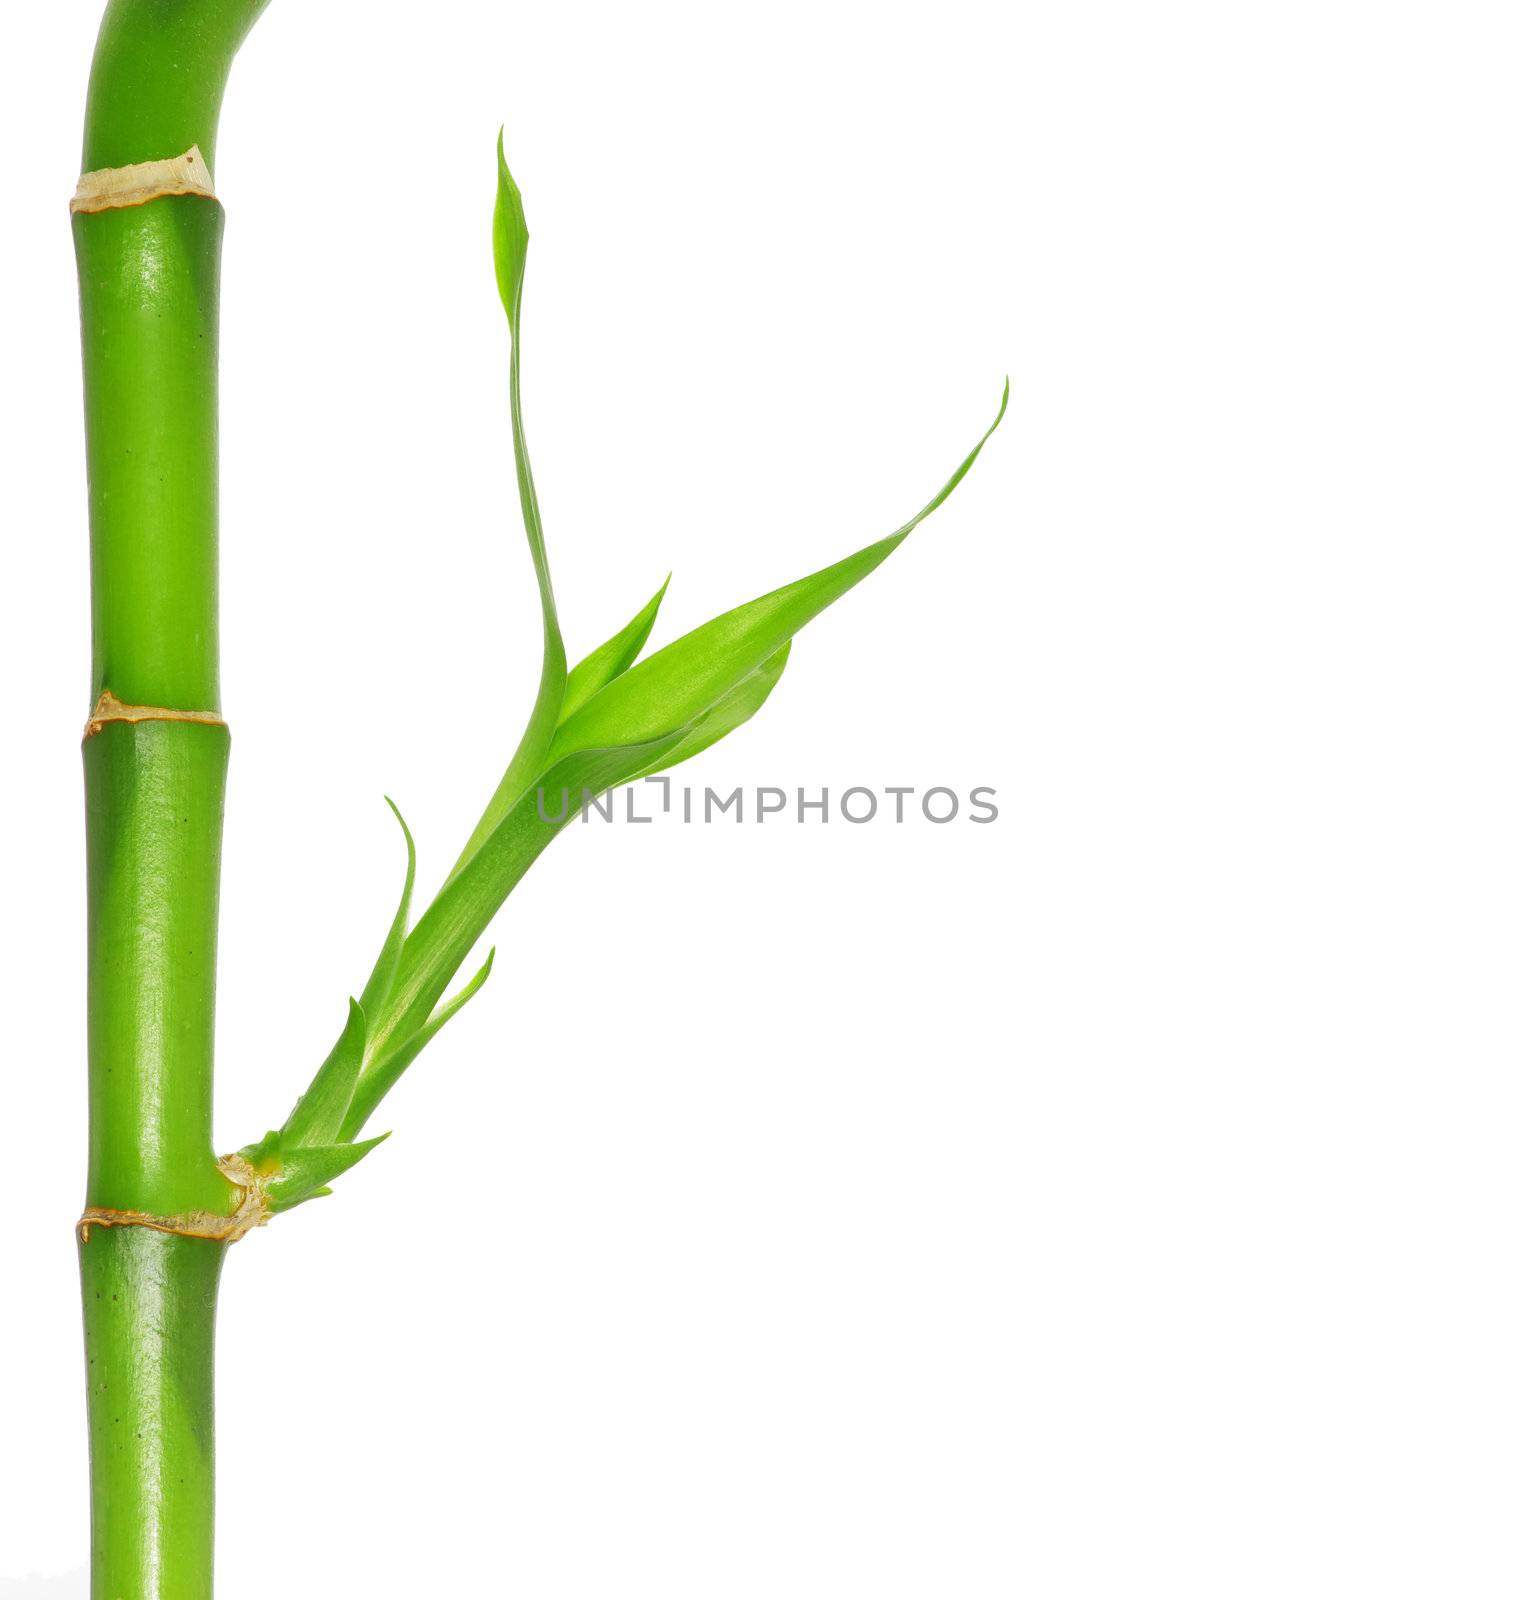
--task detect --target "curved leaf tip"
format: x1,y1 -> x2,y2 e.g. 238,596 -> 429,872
561,573 -> 674,724
358,797 -> 417,1027
493,132 -> 530,331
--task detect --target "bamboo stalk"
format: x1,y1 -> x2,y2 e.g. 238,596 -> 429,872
69,6 -> 1002,1595
75,5 -> 268,1596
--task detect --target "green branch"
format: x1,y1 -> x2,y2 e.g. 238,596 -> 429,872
262,141 -> 1006,1157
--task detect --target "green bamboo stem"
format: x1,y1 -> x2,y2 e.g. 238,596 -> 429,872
80,1232 -> 225,1600
75,4 -> 269,1596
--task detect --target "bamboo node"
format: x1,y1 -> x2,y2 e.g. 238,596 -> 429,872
85,690 -> 226,740
77,1155 -> 270,1245
71,145 -> 218,214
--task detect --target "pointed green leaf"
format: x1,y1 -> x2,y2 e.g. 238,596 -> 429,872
492,127 -> 529,335
341,947 -> 497,1141
358,797 -> 415,1028
561,575 -> 671,725
548,383 -> 1008,764
281,997 -> 367,1149
265,1133 -> 390,1215
628,640 -> 791,780
452,135 -> 567,879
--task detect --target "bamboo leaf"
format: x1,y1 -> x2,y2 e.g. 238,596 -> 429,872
341,947 -> 497,1141
561,576 -> 671,724
357,797 -> 415,1028
491,127 -> 529,336
280,998 -> 367,1149
265,1133 -> 390,1214
451,134 -> 567,878
628,641 -> 790,781
548,382 -> 1008,765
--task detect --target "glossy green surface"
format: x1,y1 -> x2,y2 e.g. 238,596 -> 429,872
76,200 -> 223,711
85,721 -> 233,1218
82,0 -> 271,174
80,1230 -> 225,1600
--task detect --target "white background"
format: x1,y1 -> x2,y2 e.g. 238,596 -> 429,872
3,1 -> 1525,1595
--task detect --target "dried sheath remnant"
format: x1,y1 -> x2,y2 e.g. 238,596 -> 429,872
78,1156 -> 269,1245
71,145 -> 217,214
84,690 -> 225,739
